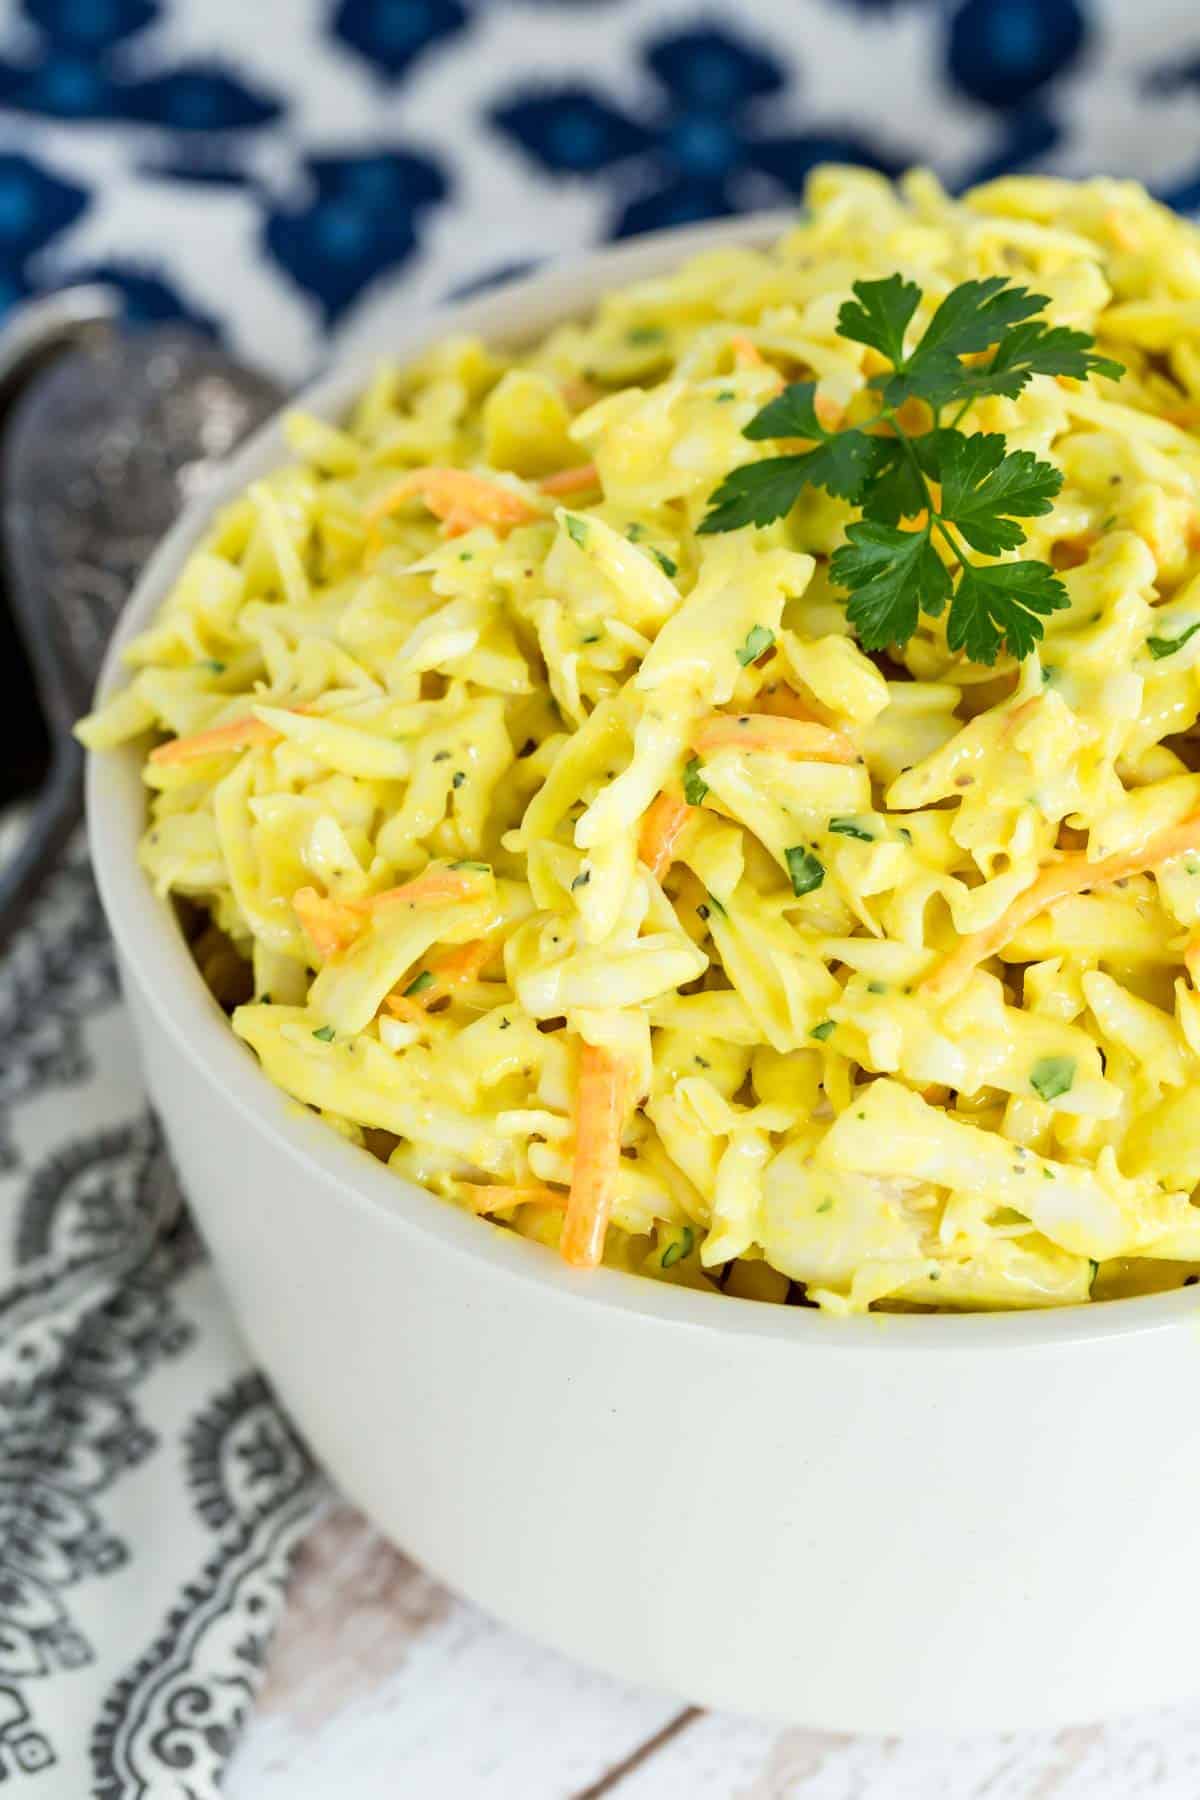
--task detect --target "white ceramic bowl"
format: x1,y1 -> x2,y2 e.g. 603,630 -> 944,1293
87,216 -> 1200,1735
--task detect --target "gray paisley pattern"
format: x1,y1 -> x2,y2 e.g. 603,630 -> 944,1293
0,838 -> 323,1795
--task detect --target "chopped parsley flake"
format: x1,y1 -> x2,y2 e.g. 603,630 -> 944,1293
785,846 -> 825,896
1030,1055 -> 1076,1101
661,1225 -> 694,1268
810,1020 -> 835,1041
203,659 -> 226,674
626,522 -> 645,542
452,770 -> 466,789
682,756 -> 709,806
817,1198 -> 834,1214
1088,1258 -> 1099,1293
829,816 -> 874,841
716,389 -> 735,402
404,969 -> 435,997
650,547 -> 678,578
312,1024 -> 335,1042
628,325 -> 665,345
867,980 -> 887,995
737,624 -> 775,666
704,890 -> 727,917
1147,620 -> 1200,660
564,513 -> 589,548
570,870 -> 591,891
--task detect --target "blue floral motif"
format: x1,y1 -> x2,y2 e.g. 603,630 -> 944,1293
0,153 -> 89,319
0,1 -> 281,128
331,0 -> 470,82
23,0 -> 158,52
492,25 -> 907,238
263,150 -> 449,324
118,65 -> 282,131
946,0 -> 1086,110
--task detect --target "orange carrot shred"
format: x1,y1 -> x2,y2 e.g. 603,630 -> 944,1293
538,462 -> 600,497
924,812 -> 1200,999
293,887 -> 368,960
637,791 -> 693,881
371,865 -> 490,910
365,468 -> 538,548
149,714 -> 278,765
459,1183 -> 566,1215
561,1045 -> 630,1269
296,865 -> 491,963
730,334 -> 766,368
383,937 -> 495,1016
691,712 -> 859,764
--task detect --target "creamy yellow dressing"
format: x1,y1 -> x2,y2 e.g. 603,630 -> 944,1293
81,167 -> 1200,1311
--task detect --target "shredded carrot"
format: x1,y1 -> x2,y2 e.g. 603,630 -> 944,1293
365,467 -> 539,546
691,712 -> 859,763
459,1183 -> 566,1215
295,865 -> 490,962
637,790 -> 693,881
293,887 -> 367,960
561,1045 -> 630,1269
730,334 -> 766,368
383,937 -> 496,1016
538,461 -> 600,497
371,865 -> 490,910
149,714 -> 278,765
924,811 -> 1200,999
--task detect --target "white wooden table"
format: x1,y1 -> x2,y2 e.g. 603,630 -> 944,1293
226,1503 -> 1200,1798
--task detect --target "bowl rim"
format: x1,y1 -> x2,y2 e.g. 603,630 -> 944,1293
85,208 -> 1200,1353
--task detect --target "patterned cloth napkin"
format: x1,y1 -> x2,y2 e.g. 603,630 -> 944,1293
0,1 -> 1198,1793
0,836 -> 324,1795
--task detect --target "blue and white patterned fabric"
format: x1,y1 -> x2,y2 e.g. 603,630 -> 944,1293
0,0 -> 1193,380
1,2 -> 1199,1793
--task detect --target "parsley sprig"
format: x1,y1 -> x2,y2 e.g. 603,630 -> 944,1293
700,275 -> 1123,664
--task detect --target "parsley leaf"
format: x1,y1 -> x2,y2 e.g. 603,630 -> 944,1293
934,431 -> 1062,555
837,275 -> 921,366
701,270 -> 1121,664
699,456 -> 814,532
832,523 -> 951,650
948,560 -> 1070,665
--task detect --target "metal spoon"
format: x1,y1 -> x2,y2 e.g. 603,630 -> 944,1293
0,291 -> 283,949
